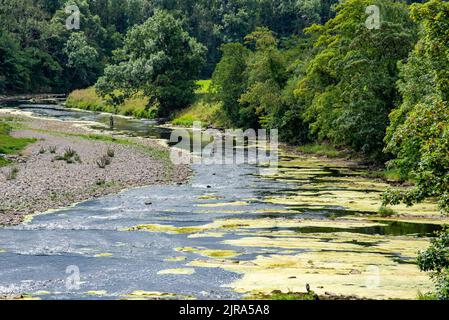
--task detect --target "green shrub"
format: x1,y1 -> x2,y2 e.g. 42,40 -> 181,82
417,228 -> 449,300
378,206 -> 396,217
107,148 -> 115,158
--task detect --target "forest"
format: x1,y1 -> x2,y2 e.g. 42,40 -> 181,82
1,0 -> 448,299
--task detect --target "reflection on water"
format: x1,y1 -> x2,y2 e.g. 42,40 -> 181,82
290,221 -> 442,237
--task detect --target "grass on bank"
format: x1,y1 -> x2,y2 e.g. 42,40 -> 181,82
249,290 -> 317,300
0,120 -> 36,166
172,80 -> 230,128
66,88 -> 154,119
297,143 -> 348,158
34,129 -> 170,162
66,80 -> 230,128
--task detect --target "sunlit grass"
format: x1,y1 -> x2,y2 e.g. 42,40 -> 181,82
0,120 -> 36,166
298,143 -> 346,158
66,88 -> 154,119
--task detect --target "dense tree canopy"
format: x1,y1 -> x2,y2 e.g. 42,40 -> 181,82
383,0 -> 449,214
95,10 -> 206,116
295,0 -> 417,159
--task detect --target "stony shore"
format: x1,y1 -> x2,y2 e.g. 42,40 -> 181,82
0,111 -> 191,226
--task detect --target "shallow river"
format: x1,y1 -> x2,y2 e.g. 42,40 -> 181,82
0,104 -> 442,299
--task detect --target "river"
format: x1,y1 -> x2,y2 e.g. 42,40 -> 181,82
0,103 -> 443,300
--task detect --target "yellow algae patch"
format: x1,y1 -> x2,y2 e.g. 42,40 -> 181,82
196,201 -> 249,208
176,247 -> 241,258
188,232 -> 225,238
33,291 -> 50,295
94,253 -> 113,257
0,248 -> 5,253
10,294 -> 42,300
223,233 -> 430,258
188,247 -> 432,300
121,217 -> 384,236
122,223 -> 204,234
264,188 -> 439,217
164,256 -> 187,262
253,209 -> 297,214
86,290 -> 107,296
205,217 -> 387,231
157,268 -> 196,275
197,194 -> 225,200
121,290 -> 193,300
361,216 -> 449,226
194,209 -> 247,214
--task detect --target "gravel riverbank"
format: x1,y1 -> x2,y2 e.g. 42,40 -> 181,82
0,111 -> 191,226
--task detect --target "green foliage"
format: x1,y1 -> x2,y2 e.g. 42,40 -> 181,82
107,148 -> 115,158
295,0 -> 417,159
297,143 -> 344,158
417,228 -> 449,300
63,32 -> 100,87
378,206 -> 396,217
212,30 -> 312,143
95,10 -> 206,117
0,121 -> 36,155
96,154 -> 111,168
211,43 -> 251,125
383,0 -> 449,213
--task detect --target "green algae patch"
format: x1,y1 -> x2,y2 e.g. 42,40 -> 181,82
188,232 -> 225,238
194,209 -> 247,215
94,253 -> 113,257
196,201 -> 249,208
122,223 -> 204,234
121,290 -> 194,300
197,194 -> 225,200
157,268 -> 196,275
364,216 -> 449,226
189,245 -> 432,300
86,290 -> 108,296
175,247 -> 241,259
249,290 -> 317,300
206,217 -> 387,232
259,153 -> 440,221
164,256 -> 187,262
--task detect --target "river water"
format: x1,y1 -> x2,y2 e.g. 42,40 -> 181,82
0,104 -> 442,299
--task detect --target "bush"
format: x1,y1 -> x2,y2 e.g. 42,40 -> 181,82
417,228 -> 449,300
107,148 -> 115,158
378,206 -> 396,217
53,147 -> 81,164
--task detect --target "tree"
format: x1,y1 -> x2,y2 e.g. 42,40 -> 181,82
63,32 -> 100,88
95,10 -> 206,116
239,28 -> 288,129
211,43 -> 250,125
0,31 -> 30,93
383,0 -> 449,214
417,228 -> 449,300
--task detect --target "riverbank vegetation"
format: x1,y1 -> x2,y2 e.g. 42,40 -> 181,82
0,119 -> 36,166
2,0 -> 449,299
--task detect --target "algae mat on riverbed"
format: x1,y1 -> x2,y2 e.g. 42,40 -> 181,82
124,153 -> 442,299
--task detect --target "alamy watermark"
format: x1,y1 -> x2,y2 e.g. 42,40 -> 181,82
366,5 -> 381,30
65,265 -> 81,290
